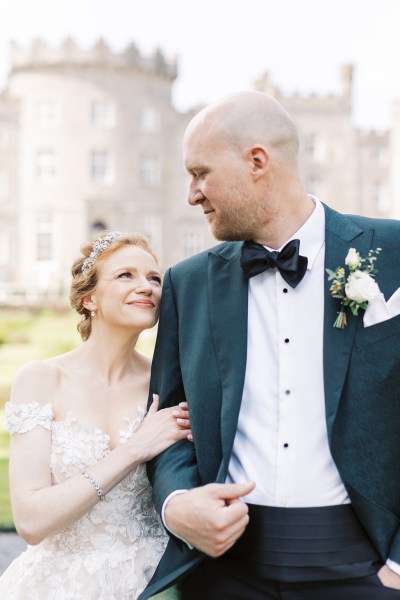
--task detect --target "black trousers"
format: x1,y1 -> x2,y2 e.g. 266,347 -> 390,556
180,558 -> 400,600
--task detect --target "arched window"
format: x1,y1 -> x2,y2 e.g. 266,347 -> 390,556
91,221 -> 107,236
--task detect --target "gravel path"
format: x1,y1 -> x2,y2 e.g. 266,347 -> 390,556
0,531 -> 26,575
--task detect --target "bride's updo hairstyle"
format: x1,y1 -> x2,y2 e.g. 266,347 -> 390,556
70,231 -> 158,341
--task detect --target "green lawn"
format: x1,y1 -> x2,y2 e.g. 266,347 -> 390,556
0,424 -> 13,529
0,307 -> 156,527
0,308 -> 82,406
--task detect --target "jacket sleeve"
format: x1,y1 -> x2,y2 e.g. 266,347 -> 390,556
388,529 -> 400,566
146,268 -> 200,513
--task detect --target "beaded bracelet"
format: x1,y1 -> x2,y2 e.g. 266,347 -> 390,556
81,468 -> 106,501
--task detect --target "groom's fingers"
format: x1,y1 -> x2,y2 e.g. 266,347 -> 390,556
164,482 -> 256,557
208,481 -> 256,501
212,511 -> 251,556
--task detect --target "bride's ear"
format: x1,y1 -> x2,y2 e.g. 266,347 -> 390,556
82,295 -> 96,313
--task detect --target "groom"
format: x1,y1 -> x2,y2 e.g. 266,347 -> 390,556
139,91 -> 400,599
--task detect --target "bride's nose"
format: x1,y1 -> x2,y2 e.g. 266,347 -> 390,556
134,278 -> 152,295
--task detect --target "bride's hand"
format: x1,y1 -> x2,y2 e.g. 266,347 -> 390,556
151,394 -> 192,441
125,394 -> 193,463
171,400 -> 192,441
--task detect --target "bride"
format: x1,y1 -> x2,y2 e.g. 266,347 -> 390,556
0,231 -> 192,599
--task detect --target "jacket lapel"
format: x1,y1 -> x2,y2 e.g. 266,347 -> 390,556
206,207 -> 375,471
323,205 -> 374,439
208,242 -> 248,478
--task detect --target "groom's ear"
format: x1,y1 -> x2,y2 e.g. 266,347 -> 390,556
248,146 -> 269,181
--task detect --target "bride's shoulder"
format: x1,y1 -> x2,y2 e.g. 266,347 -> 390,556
10,359 -> 60,406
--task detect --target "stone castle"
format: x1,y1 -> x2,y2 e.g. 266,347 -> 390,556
0,39 -> 398,303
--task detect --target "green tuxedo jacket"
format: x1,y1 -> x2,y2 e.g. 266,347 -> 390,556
138,205 -> 400,599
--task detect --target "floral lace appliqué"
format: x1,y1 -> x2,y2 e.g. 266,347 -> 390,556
4,401 -> 53,434
0,402 -> 167,599
119,406 -> 146,444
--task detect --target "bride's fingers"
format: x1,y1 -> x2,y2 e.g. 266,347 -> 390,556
171,407 -> 191,428
175,418 -> 190,428
147,393 -> 159,413
172,405 -> 190,419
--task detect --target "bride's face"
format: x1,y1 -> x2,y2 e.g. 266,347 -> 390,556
92,245 -> 162,332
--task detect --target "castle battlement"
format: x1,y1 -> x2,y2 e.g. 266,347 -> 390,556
9,38 -> 177,79
255,64 -> 354,108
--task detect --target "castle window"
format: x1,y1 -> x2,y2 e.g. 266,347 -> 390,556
140,156 -> 160,187
140,107 -> 160,132
373,182 -> 389,214
139,215 -> 160,248
304,134 -> 325,163
91,221 -> 107,235
36,151 -> 56,183
0,128 -> 9,148
0,227 -> 9,266
90,151 -> 114,184
183,231 -> 202,258
36,213 -> 54,262
371,146 -> 387,165
0,168 -> 8,199
91,101 -> 115,128
37,101 -> 56,127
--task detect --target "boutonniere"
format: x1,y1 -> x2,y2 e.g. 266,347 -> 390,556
326,247 -> 382,328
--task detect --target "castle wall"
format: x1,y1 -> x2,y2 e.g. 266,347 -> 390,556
0,41 -> 396,301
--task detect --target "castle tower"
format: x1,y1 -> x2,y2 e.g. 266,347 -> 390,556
4,38 -> 203,295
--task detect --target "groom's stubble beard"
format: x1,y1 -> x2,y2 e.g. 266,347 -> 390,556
210,189 -> 270,242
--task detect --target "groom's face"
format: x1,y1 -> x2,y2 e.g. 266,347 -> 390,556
184,128 -> 269,242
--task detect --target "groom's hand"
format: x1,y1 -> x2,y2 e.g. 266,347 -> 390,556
164,481 -> 255,557
377,565 -> 400,590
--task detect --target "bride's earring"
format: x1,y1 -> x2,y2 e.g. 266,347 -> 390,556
90,309 -> 96,317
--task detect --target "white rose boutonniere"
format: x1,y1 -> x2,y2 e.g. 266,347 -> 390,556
326,247 -> 382,328
345,271 -> 380,303
344,248 -> 362,269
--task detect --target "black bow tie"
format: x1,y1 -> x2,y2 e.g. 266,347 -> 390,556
240,239 -> 308,288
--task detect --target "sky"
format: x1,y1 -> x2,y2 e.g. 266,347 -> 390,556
0,0 -> 399,131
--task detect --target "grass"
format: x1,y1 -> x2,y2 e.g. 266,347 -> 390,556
0,425 -> 13,529
0,308 -> 82,406
0,307 -> 156,528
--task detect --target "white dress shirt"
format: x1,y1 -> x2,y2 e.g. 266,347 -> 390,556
226,197 -> 350,507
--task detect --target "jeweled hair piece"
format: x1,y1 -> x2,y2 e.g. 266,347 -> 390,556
81,231 -> 123,274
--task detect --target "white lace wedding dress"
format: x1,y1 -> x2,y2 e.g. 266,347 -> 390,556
0,401 -> 169,600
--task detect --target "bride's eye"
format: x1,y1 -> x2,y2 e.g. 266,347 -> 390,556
149,275 -> 162,285
118,272 -> 132,278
